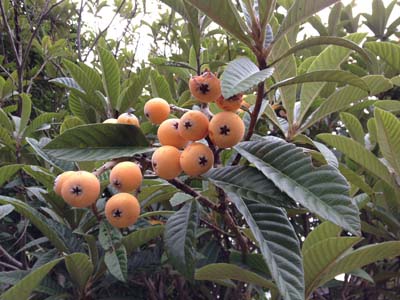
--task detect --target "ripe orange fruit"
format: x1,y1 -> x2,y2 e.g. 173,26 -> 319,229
110,161 -> 142,193
54,171 -> 75,196
180,142 -> 214,176
117,112 -> 140,127
189,71 -> 221,103
103,118 -> 118,124
178,110 -> 209,141
208,111 -> 245,148
151,146 -> 182,180
61,171 -> 101,208
144,98 -> 170,124
157,118 -> 189,149
216,94 -> 243,112
105,193 -> 140,228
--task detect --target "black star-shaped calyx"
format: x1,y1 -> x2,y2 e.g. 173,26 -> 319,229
198,155 -> 208,166
219,125 -> 230,136
153,161 -> 158,170
113,179 -> 121,187
145,112 -> 150,117
71,186 -> 83,196
199,83 -> 210,94
184,121 -> 193,129
112,209 -> 123,218
173,122 -> 179,130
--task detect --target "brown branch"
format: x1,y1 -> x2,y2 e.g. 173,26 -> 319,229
0,0 -> 20,65
76,0 -> 85,61
169,104 -> 190,115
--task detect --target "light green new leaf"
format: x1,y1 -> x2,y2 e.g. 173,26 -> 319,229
60,116 -> 85,134
318,134 -> 396,189
122,225 -> 164,254
339,164 -> 375,196
0,258 -> 63,300
275,0 -> 339,43
184,0 -> 252,47
65,253 -> 93,290
195,263 -> 277,290
302,221 -> 341,253
375,108 -> 400,177
235,137 -> 361,235
221,57 -> 274,99
98,46 -> 121,109
340,112 -> 365,145
228,194 -> 304,300
374,100 -> 400,113
365,41 -> 400,72
164,200 -> 199,279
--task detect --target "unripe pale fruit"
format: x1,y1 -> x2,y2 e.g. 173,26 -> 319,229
152,146 -> 182,180
157,118 -> 189,149
110,161 -> 142,193
209,111 -> 245,148
180,142 -> 214,176
189,71 -> 221,103
178,110 -> 209,141
144,98 -> 170,124
117,112 -> 140,127
105,193 -> 140,228
54,171 -> 75,196
61,171 -> 101,208
103,118 -> 118,124
216,94 -> 243,112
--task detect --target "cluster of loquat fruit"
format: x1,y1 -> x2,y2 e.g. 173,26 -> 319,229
53,70 -> 246,229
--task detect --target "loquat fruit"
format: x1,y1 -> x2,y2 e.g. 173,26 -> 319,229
110,161 -> 142,193
157,118 -> 189,149
105,193 -> 140,228
208,111 -> 245,148
61,171 -> 100,208
216,94 -> 243,112
178,110 -> 209,141
117,112 -> 140,127
180,142 -> 214,176
189,70 -> 221,103
152,146 -> 182,180
54,171 -> 75,196
144,98 -> 170,124
103,118 -> 118,124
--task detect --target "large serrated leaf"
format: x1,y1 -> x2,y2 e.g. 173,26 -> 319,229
65,253 -> 93,290
49,77 -> 83,93
374,100 -> 400,113
318,134 -> 396,190
104,245 -> 128,282
149,70 -> 173,103
374,108 -> 400,177
43,124 -> 150,161
365,41 -> 400,72
164,200 -> 199,279
0,258 -> 63,300
122,225 -> 164,254
235,137 -> 361,235
221,57 -> 274,99
98,46 -> 120,109
118,68 -> 150,112
206,165 -> 296,208
302,221 -> 341,253
195,263 -> 277,290
228,194 -> 304,300
340,112 -> 365,145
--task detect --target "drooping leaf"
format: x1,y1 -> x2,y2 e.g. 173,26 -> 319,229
49,77 -> 83,93
164,200 -> 199,279
65,253 -> 93,290
104,244 -> 128,282
221,57 -> 274,99
340,112 -> 365,145
24,112 -> 64,138
98,46 -> 121,109
18,93 -> 31,137
365,41 -> 400,72
43,124 -> 150,161
122,225 -> 164,254
374,108 -> 400,177
235,137 -> 361,235
195,263 -> 277,290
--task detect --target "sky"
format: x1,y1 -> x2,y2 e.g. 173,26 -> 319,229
80,0 -> 400,61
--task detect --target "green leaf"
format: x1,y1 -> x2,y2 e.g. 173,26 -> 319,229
275,0 -> 339,43
235,137 -> 361,235
374,100 -> 400,113
118,68 -> 150,112
206,165 -> 296,208
304,237 -> 362,297
195,263 -> 277,290
228,194 -> 304,300
49,77 -> 83,93
184,0 -> 252,47
104,244 -> 128,282
18,94 -> 31,137
221,57 -> 274,99
302,75 -> 393,131
339,164 -> 375,195
269,70 -> 369,92
0,164 -> 22,187
365,41 -> 400,72
340,112 -> 365,145
65,253 -> 93,290
0,196 -> 68,252
302,221 -> 341,253
318,134 -> 396,190
0,108 -> 13,131
0,204 -> 14,220
164,200 -> 199,279
149,70 -> 174,103
122,225 -> 164,254
98,46 -> 121,109
24,112 -> 64,138
60,116 -> 85,134
258,0 -> 277,29
375,108 -> 400,177
43,124 -> 150,161
0,258 -> 63,300
99,221 -> 123,251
